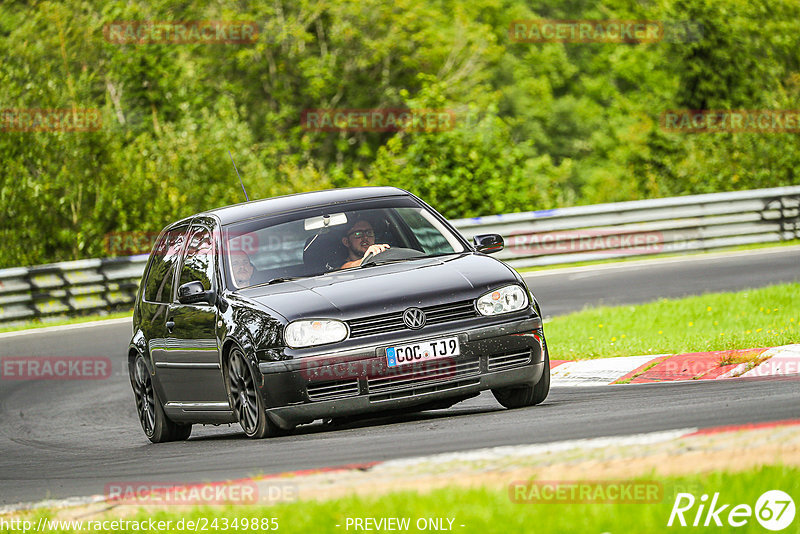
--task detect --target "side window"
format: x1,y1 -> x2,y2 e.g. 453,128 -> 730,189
179,226 -> 215,291
396,208 -> 456,254
143,227 -> 187,303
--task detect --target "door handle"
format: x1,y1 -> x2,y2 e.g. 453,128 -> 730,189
166,320 -> 175,333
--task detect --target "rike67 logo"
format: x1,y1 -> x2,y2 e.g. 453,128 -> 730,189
668,490 -> 795,531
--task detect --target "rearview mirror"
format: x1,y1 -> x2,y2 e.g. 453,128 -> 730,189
304,212 -> 348,231
473,234 -> 504,254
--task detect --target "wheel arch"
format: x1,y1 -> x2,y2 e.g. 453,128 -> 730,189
220,334 -> 290,429
127,345 -> 149,380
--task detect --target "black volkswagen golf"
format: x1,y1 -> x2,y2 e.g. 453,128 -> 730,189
129,187 -> 549,442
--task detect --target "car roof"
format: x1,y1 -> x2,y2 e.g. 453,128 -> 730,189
195,186 -> 411,226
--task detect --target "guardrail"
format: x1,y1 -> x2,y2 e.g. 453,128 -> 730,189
0,256 -> 147,325
452,185 -> 800,268
1,186 -> 798,325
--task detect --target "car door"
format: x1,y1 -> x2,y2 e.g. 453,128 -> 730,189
162,223 -> 228,407
144,224 -> 190,404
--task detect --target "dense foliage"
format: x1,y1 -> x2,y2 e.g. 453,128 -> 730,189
1,0 -> 798,267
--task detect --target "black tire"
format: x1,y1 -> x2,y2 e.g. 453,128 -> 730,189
227,347 -> 281,439
131,355 -> 192,443
492,341 -> 550,409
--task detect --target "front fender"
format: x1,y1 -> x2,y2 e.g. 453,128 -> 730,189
220,294 -> 286,360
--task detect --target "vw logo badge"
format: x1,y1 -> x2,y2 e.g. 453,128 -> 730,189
403,307 -> 427,330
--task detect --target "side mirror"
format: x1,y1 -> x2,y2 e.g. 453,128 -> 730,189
473,234 -> 504,254
177,281 -> 215,305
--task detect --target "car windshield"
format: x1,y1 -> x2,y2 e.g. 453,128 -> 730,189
222,197 -> 467,289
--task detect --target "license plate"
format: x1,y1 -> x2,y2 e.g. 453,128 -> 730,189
386,336 -> 460,368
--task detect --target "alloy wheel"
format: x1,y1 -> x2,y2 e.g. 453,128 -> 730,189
228,349 -> 260,435
133,357 -> 156,436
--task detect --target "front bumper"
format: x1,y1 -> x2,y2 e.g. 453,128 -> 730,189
257,316 -> 544,428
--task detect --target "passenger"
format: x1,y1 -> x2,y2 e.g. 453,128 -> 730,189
230,251 -> 256,287
340,220 -> 390,269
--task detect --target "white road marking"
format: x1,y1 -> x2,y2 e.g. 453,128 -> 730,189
0,495 -> 105,515
0,317 -> 131,339
377,428 -> 696,469
551,355 -> 658,386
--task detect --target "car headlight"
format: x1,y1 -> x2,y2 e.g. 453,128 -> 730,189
284,319 -> 348,348
476,285 -> 528,316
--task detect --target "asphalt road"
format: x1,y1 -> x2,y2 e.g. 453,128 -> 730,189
1,247 -> 798,506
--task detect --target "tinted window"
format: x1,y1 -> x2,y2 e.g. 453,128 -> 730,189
143,226 -> 187,303
179,226 -> 215,291
394,207 -> 458,254
223,198 -> 465,288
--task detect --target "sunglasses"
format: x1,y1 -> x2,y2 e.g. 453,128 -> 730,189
348,230 -> 375,239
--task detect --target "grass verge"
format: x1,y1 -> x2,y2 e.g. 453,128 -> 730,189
545,282 -> 799,359
24,466 -> 798,533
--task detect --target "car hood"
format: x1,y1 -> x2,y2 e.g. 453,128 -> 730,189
237,253 -> 519,321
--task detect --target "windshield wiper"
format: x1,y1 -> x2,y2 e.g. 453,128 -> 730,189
266,277 -> 298,284
359,248 -> 451,268
360,258 -> 410,267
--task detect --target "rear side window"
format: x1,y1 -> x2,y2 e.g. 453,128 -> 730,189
179,226 -> 215,291
144,226 -> 188,303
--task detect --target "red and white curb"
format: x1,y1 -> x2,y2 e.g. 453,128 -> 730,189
551,344 -> 800,386
378,419 -> 800,469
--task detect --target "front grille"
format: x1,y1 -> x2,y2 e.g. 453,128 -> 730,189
370,378 -> 481,403
306,379 -> 360,401
487,349 -> 532,372
367,359 -> 480,394
348,300 -> 477,338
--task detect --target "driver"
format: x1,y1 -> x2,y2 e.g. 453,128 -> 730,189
340,220 -> 390,269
